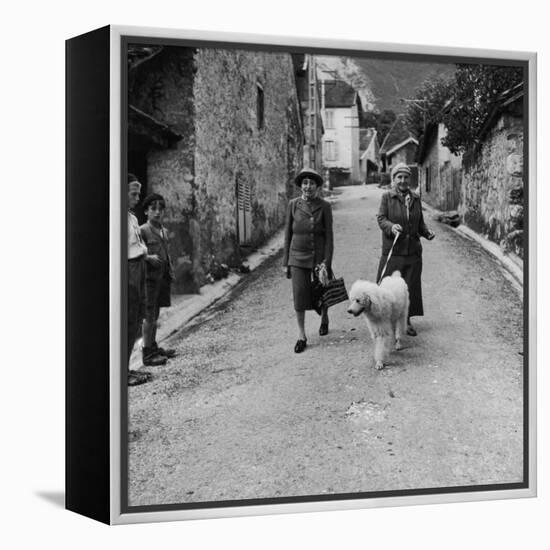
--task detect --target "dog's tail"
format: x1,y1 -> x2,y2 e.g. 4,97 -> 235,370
390,270 -> 402,278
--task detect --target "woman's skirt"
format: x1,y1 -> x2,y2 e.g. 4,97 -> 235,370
290,266 -> 314,311
376,254 -> 424,317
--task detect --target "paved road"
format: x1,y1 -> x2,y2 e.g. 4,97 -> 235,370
128,185 -> 524,507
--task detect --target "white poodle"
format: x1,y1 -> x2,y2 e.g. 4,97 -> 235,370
347,271 -> 410,370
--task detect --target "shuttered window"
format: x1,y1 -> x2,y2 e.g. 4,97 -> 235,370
237,176 -> 252,245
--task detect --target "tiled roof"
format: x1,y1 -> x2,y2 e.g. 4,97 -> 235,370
380,115 -> 416,154
324,80 -> 357,107
478,82 -> 523,142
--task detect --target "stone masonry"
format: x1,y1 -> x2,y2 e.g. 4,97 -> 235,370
460,109 -> 524,258
129,45 -> 304,291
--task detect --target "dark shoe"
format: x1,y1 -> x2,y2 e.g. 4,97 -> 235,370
294,339 -> 307,353
406,324 -> 417,337
319,322 -> 329,336
152,342 -> 176,358
143,347 -> 168,366
128,370 -> 152,386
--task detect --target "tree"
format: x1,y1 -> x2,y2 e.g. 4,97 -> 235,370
405,64 -> 523,155
377,109 -> 397,145
441,64 -> 523,154
404,76 -> 454,141
359,109 -> 396,146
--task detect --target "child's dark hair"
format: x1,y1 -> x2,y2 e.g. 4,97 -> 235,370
142,193 -> 166,211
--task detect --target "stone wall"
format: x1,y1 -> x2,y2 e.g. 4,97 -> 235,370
460,109 -> 524,257
129,46 -> 303,291
129,47 -> 200,292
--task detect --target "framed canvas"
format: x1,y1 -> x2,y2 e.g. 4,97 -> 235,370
66,25 -> 537,525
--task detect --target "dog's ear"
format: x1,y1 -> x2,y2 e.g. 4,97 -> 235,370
359,292 -> 371,309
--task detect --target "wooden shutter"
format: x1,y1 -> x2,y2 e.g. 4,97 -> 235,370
237,177 -> 252,245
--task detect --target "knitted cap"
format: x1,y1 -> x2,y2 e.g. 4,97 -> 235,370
391,163 -> 411,180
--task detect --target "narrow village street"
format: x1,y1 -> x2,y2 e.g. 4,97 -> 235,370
128,185 -> 524,507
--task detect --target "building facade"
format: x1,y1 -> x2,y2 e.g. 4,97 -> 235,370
460,85 -> 524,257
320,80 -> 362,186
128,45 -> 304,291
417,122 -> 463,210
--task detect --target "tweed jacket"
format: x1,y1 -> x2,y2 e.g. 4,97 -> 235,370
377,189 -> 431,256
283,196 -> 334,269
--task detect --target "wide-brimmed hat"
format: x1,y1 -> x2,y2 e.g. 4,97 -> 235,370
390,163 -> 411,180
294,168 -> 323,187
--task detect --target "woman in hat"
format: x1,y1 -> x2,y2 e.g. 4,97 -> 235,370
376,162 -> 435,336
283,168 -> 334,353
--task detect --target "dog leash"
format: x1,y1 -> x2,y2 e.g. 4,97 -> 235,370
377,231 -> 400,284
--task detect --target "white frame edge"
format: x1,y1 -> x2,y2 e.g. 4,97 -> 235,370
108,24 -> 537,525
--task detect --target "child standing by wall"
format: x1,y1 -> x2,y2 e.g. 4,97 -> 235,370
140,193 -> 176,365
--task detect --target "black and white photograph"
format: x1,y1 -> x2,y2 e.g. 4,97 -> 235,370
7,0 -> 550,545
123,37 -> 529,510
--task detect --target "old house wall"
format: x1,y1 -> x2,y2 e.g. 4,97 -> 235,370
420,135 -> 442,208
388,143 -> 414,170
460,111 -> 524,256
193,47 -> 303,276
128,46 -> 198,292
322,107 -> 352,169
129,46 -> 304,292
421,125 -> 462,211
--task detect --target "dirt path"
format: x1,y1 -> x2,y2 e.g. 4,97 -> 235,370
128,185 -> 524,507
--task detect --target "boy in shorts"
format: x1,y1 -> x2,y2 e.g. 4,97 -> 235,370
140,193 -> 176,365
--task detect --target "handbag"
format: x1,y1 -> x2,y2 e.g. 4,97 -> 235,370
313,264 -> 349,310
320,276 -> 349,308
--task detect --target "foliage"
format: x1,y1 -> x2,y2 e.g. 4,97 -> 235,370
404,76 -> 453,140
405,65 -> 523,155
360,109 -> 397,146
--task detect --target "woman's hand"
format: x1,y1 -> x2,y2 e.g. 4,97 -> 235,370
426,230 -> 436,240
391,224 -> 403,236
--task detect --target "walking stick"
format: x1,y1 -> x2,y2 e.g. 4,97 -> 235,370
377,231 -> 400,284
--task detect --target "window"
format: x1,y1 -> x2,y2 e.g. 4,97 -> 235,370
325,109 -> 334,129
256,84 -> 264,130
325,140 -> 337,161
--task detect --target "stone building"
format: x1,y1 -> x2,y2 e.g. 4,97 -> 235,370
417,121 -> 463,210
460,83 -> 524,257
128,45 -> 304,291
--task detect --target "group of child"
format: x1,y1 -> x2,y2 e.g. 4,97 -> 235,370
127,173 -> 175,386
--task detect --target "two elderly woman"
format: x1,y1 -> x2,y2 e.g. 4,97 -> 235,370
283,162 -> 434,353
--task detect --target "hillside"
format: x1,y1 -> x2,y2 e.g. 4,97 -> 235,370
316,55 -> 455,114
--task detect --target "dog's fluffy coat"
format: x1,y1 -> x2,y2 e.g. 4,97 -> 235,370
347,271 -> 410,370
